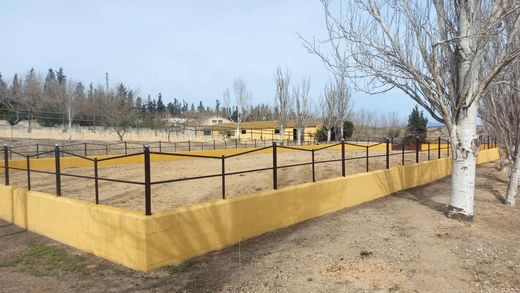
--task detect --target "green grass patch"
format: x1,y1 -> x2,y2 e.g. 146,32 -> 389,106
0,243 -> 86,277
164,260 -> 198,275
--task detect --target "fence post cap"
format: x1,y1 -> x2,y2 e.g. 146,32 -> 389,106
54,144 -> 60,147
143,144 -> 150,148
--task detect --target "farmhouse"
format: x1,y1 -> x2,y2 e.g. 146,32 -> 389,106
211,120 -> 320,141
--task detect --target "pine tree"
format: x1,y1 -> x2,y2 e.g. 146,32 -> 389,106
215,99 -> 221,114
56,67 -> 66,85
405,105 -> 428,143
156,93 -> 165,113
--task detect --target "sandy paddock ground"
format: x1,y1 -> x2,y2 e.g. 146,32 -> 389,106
7,148 -> 445,212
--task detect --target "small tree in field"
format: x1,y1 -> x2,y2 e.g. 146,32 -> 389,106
274,67 -> 292,143
223,78 -> 252,141
405,106 -> 428,144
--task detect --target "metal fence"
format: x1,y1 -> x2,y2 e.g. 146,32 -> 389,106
0,136 -> 497,216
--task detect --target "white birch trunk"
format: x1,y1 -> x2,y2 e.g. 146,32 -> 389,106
297,128 -> 303,145
326,129 -> 331,143
279,126 -> 285,145
447,104 -> 479,220
506,153 -> 520,206
236,124 -> 240,142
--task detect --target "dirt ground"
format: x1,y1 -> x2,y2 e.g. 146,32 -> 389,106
7,148 -> 442,212
0,162 -> 518,292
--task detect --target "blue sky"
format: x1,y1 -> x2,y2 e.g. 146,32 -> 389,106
0,0 -> 417,120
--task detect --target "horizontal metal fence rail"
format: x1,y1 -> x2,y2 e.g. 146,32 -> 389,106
0,136 -> 496,215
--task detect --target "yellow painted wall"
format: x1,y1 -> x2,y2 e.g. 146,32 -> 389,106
420,143 -> 493,151
0,148 -> 499,272
0,186 -> 148,271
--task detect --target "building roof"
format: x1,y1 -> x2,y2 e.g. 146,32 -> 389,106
213,120 -> 320,130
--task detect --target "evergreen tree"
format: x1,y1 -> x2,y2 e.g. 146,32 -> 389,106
156,93 -> 165,113
197,101 -> 204,113
215,99 -> 221,114
405,105 -> 428,143
56,67 -> 66,85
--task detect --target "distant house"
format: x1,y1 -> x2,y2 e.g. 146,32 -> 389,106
201,115 -> 232,126
212,120 -> 320,142
162,117 -> 188,124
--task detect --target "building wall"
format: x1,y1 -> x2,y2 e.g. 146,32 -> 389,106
213,126 -> 318,141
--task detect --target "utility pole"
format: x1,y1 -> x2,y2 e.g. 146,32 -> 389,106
105,72 -> 109,93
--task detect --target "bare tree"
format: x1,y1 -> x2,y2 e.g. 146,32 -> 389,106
274,67 -> 292,143
293,78 -> 311,145
335,73 -> 351,140
480,59 -> 520,206
321,83 -> 337,143
303,0 -> 520,220
223,78 -> 252,141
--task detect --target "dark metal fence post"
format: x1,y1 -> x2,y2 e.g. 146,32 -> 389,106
438,137 -> 441,159
311,149 -> 316,182
341,140 -> 346,176
415,136 -> 419,163
159,141 -> 162,152
3,145 -> 9,185
36,143 -> 40,159
124,141 -> 128,155
26,155 -> 31,190
254,139 -> 257,148
105,144 -> 109,155
84,142 -> 88,157
428,142 -> 431,160
213,140 -> 216,150
201,141 -> 204,151
188,140 -> 191,152
366,146 -> 369,172
221,155 -> 226,199
487,136 -> 490,150
94,158 -> 99,204
385,138 -> 390,169
273,142 -> 278,189
447,140 -> 450,157
235,139 -> 238,149
55,144 -> 61,196
144,145 -> 151,215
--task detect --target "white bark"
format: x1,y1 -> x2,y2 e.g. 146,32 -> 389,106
326,129 -> 331,143
505,153 -> 520,205
448,105 -> 479,218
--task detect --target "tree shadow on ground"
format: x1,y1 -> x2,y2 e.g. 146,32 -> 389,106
394,177 -> 450,214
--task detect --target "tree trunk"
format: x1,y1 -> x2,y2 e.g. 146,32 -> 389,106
297,128 -> 302,145
326,129 -> 331,143
236,124 -> 240,142
279,125 -> 285,144
447,105 -> 479,221
505,153 -> 520,206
